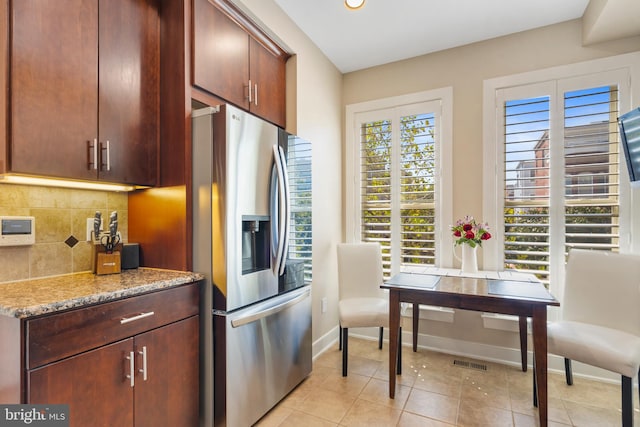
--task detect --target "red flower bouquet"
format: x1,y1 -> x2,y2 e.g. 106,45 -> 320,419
451,215 -> 491,248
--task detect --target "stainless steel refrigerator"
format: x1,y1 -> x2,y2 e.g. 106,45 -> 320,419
192,104 -> 312,427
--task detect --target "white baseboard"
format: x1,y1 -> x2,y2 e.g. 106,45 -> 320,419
313,326 -> 628,386
312,325 -> 340,361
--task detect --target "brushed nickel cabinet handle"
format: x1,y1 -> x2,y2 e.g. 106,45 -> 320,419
106,140 -> 111,171
125,351 -> 135,387
248,79 -> 252,103
254,83 -> 258,106
120,311 -> 155,324
138,346 -> 148,381
100,140 -> 111,171
88,139 -> 98,170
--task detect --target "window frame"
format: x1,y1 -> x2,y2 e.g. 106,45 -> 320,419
345,88 -> 454,275
483,52 -> 640,310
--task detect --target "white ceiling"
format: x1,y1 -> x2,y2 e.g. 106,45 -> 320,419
273,0 -> 593,73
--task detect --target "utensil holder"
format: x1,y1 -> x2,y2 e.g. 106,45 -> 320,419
92,242 -> 123,275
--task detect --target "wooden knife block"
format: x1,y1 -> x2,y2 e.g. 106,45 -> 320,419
92,243 -> 123,275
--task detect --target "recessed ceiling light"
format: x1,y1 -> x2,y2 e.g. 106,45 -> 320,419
345,0 -> 365,11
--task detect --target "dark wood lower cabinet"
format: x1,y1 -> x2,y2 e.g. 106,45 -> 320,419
27,316 -> 199,427
28,339 -> 135,427
18,282 -> 201,427
134,316 -> 200,427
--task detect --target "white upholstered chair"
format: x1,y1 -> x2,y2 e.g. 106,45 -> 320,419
337,242 -> 400,376
546,249 -> 640,427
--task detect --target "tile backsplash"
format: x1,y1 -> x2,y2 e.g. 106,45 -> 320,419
0,184 -> 128,283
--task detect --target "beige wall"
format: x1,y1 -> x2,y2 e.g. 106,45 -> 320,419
0,184 -> 128,282
233,0 -> 344,352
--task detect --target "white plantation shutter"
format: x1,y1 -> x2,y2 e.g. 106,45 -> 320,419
358,102 -> 439,277
287,137 -> 312,283
501,81 -> 623,285
399,114 -> 437,266
504,96 -> 551,282
360,119 -> 392,254
563,86 -> 620,252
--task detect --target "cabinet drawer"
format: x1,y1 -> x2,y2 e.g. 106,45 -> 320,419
26,282 -> 200,369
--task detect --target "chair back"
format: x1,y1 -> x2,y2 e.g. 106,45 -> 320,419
337,242 -> 386,300
563,249 -> 640,337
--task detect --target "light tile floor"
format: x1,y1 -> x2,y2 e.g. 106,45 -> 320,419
256,337 -> 639,427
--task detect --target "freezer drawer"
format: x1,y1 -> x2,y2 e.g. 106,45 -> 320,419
213,286 -> 312,427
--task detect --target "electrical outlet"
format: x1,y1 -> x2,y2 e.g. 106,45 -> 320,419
321,297 -> 328,313
86,217 -> 103,242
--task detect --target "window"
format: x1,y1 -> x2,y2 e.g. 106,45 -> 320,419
502,85 -> 622,285
287,136 -> 312,283
346,89 -> 453,277
484,55 -> 637,297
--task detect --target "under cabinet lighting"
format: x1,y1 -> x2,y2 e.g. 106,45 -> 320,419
0,175 -> 138,192
345,0 -> 365,10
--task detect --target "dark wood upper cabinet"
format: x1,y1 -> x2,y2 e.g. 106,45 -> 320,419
97,0 -> 160,186
249,36 -> 286,127
4,0 -> 159,186
192,0 -> 288,127
10,0 -> 99,181
193,0 -> 249,109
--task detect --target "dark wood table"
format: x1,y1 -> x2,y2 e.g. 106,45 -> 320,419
382,273 -> 559,427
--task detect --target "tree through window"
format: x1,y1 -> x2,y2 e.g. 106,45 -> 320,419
360,108 -> 437,277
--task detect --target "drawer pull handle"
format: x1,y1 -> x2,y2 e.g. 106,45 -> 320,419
138,346 -> 148,381
125,351 -> 135,387
120,311 -> 155,324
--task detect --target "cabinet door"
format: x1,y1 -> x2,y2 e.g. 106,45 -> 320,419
249,37 -> 286,128
28,339 -> 134,427
193,0 -> 249,109
134,316 -> 199,427
11,0 -> 98,180
98,0 -> 159,186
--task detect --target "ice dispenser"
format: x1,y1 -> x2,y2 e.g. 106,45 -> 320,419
241,216 -> 270,274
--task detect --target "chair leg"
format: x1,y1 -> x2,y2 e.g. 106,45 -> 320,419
378,326 -> 383,349
412,303 -> 419,352
339,326 -> 342,350
342,327 -> 349,376
622,375 -> 633,427
564,358 -> 573,386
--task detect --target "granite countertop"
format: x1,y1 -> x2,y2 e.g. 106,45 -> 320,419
0,268 -> 204,319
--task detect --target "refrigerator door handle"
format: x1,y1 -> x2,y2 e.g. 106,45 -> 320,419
230,287 -> 311,328
277,145 -> 291,276
271,145 -> 288,276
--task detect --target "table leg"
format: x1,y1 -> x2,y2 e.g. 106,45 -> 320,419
388,291 -> 400,399
412,303 -> 419,352
531,306 -> 548,427
519,316 -> 527,372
